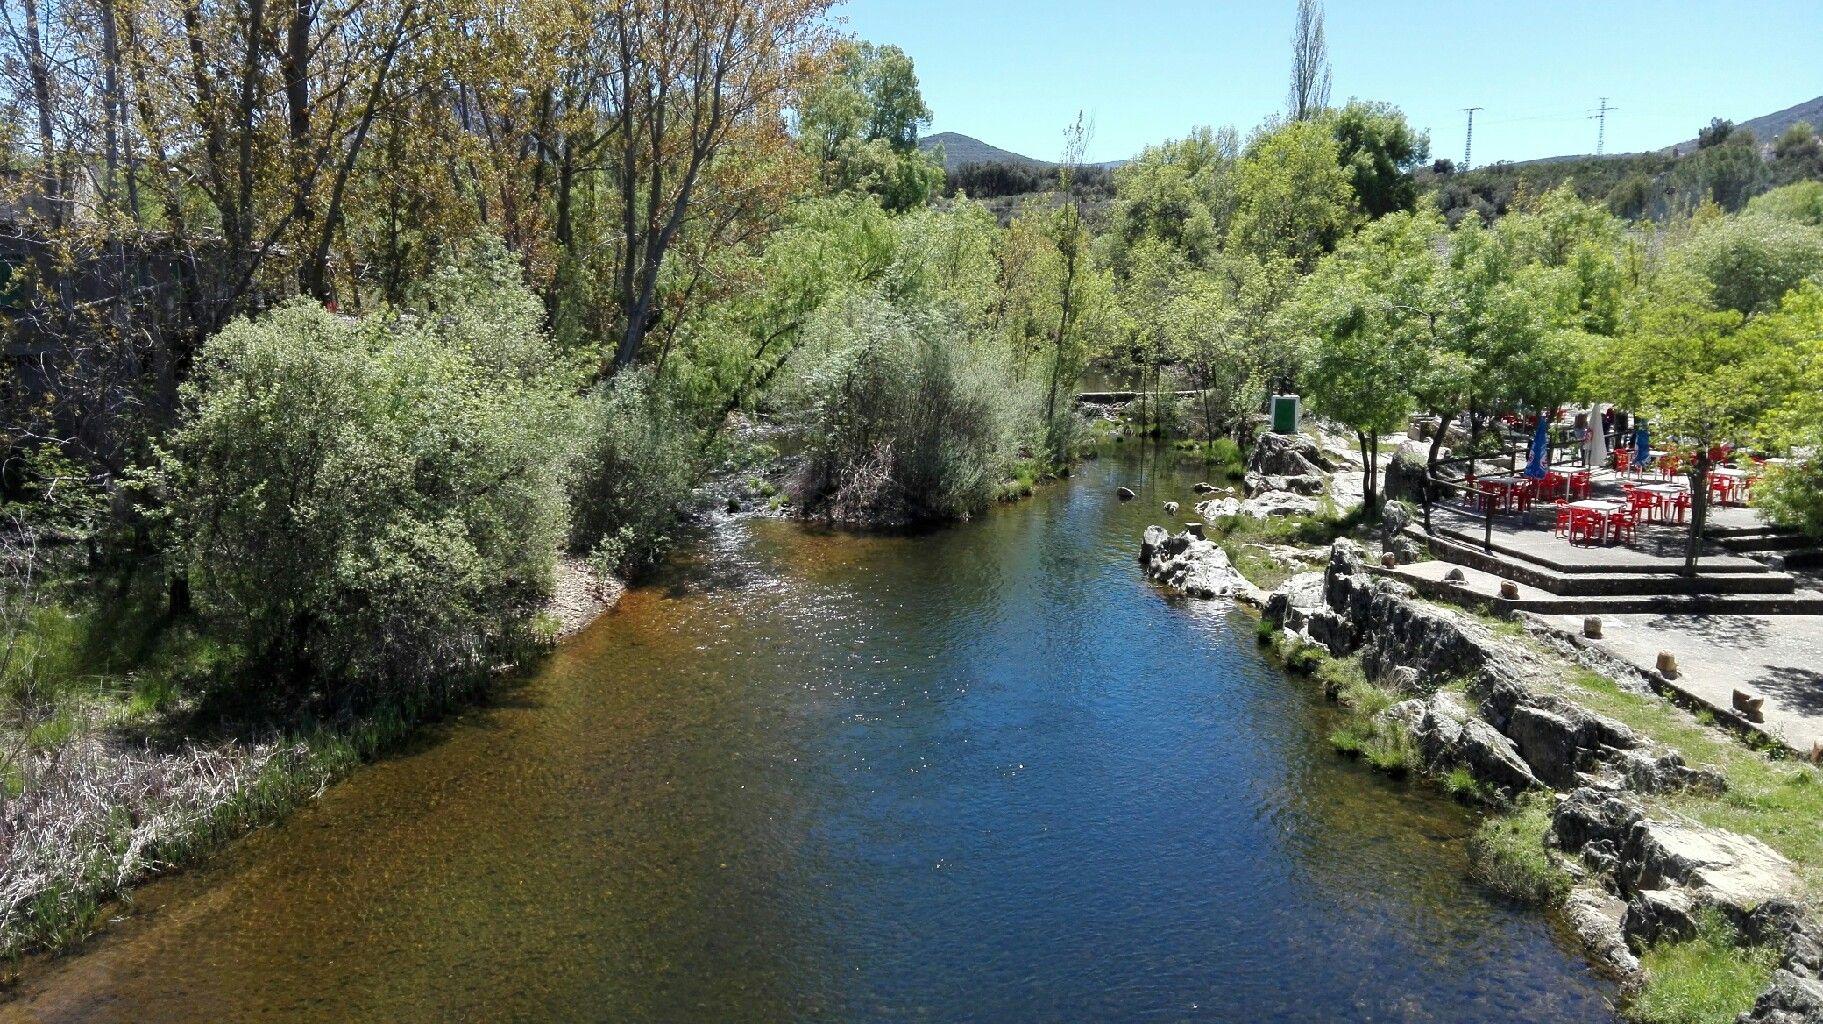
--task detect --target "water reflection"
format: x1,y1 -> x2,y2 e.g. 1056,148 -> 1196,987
1,447 -> 1615,1023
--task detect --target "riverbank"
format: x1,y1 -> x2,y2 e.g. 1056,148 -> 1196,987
1157,526 -> 1821,1023
1130,427 -> 1823,1023
0,554 -> 626,974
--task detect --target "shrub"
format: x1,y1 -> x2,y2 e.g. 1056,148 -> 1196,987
789,291 -> 1038,525
570,369 -> 699,574
1467,795 -> 1572,904
1753,460 -> 1823,539
168,277 -> 573,701
1630,909 -> 1778,1024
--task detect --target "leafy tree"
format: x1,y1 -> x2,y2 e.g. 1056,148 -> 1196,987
798,41 -> 944,212
1675,213 -> 1823,315
1606,300 -> 1774,573
1697,118 -> 1736,150
1670,133 -> 1765,212
1328,100 -> 1429,219
1231,118 -> 1358,273
1104,126 -> 1239,273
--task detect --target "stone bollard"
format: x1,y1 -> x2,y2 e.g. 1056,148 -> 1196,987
1584,616 -> 1603,639
1732,689 -> 1766,722
1444,567 -> 1467,585
1811,742 -> 1822,765
1656,651 -> 1679,678
1499,580 -> 1520,600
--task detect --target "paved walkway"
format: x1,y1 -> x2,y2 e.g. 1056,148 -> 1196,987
1543,611 -> 1823,755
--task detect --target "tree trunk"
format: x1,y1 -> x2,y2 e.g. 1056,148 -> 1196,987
1685,452 -> 1710,578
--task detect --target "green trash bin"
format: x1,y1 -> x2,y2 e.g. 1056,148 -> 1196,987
1271,394 -> 1301,434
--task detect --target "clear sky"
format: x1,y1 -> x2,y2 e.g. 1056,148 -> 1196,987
835,1 -> 1822,167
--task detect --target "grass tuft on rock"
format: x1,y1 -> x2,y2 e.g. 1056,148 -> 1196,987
1629,909 -> 1778,1024
1466,794 -> 1572,905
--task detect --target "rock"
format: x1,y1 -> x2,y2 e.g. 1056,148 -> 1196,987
1565,885 -> 1642,980
726,495 -> 743,513
1458,716 -> 1540,795
1117,486 -> 1136,501
1196,496 -> 1242,520
1193,481 -> 1218,493
1163,501 -> 1179,515
1392,536 -> 1424,564
1507,705 -> 1591,788
1140,524 -> 1169,563
1553,787 -> 1646,869
1237,492 -> 1321,519
1443,567 -> 1467,584
1624,819 -> 1801,914
1739,970 -> 1823,1024
1243,470 -> 1326,497
1184,521 -> 1205,539
1264,571 -> 1327,629
1249,432 -> 1335,477
1140,529 -> 1248,599
1622,887 -> 1697,947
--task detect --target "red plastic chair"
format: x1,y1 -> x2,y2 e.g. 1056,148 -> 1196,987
1671,492 -> 1691,523
1554,500 -> 1572,537
1608,508 -> 1638,545
1569,508 -> 1603,545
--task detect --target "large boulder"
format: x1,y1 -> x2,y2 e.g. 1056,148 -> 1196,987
1195,496 -> 1242,521
1264,571 -> 1326,630
1249,432 -> 1335,477
1393,689 -> 1537,796
1140,528 -> 1247,599
1564,885 -> 1642,981
1622,819 -> 1801,915
1237,492 -> 1321,519
1384,441 -> 1443,503
1740,971 -> 1823,1024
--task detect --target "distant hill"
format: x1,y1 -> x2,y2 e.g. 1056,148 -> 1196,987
919,133 -> 1050,172
918,132 -> 1127,173
1664,94 -> 1823,153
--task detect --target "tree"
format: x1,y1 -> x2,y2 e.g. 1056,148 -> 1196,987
1230,118 -> 1358,273
1286,0 -> 1331,123
1675,213 -> 1823,315
1606,300 -> 1773,574
797,41 -> 943,212
1697,118 -> 1735,149
1747,181 -> 1823,227
1328,100 -> 1429,219
1104,126 -> 1238,274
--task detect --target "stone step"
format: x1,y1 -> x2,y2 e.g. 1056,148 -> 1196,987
1383,560 -> 1823,616
1421,531 -> 1798,597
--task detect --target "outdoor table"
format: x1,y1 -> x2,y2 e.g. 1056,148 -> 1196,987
1477,475 -> 1533,512
1633,483 -> 1684,522
1710,466 -> 1752,505
1566,499 -> 1626,544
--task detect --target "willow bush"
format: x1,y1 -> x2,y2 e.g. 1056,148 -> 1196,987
788,291 -> 1038,526
167,263 -> 575,703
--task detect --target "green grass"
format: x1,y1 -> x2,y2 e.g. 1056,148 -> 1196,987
1467,794 -> 1573,904
1223,541 -> 1295,591
1629,909 -> 1778,1024
993,458 -> 1045,502
1443,766 -> 1494,803
1554,669 -> 1823,899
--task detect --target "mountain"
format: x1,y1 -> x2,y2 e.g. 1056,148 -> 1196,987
1664,94 -> 1823,153
919,132 -> 1050,172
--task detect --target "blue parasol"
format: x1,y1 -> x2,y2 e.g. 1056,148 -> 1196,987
1634,422 -> 1649,467
1523,416 -> 1550,480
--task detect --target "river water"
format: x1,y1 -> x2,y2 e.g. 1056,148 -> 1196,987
2,448 -> 1617,1023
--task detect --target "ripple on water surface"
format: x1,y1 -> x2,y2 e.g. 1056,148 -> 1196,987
1,448 -> 1617,1024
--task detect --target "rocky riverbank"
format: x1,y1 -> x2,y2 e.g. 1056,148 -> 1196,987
1255,538 -> 1823,1022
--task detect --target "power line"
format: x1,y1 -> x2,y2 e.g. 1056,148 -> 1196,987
1462,107 -> 1483,171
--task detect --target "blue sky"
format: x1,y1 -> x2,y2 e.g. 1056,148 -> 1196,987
836,1 -> 1821,166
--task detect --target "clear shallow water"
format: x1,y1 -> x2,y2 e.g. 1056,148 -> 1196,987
2,447 -> 1617,1023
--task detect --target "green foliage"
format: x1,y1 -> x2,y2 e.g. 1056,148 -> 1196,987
1467,795 -> 1572,904
1326,100 -> 1429,219
1105,127 -> 1239,273
799,42 -> 945,212
1675,212 -> 1823,315
167,255 -> 573,699
1232,118 -> 1360,272
1630,910 -> 1778,1024
570,369 -> 698,574
788,289 -> 1036,525
1747,180 -> 1823,226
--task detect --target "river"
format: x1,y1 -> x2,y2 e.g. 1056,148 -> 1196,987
1,447 -> 1617,1023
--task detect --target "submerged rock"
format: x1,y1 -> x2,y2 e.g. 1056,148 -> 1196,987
1117,486 -> 1136,501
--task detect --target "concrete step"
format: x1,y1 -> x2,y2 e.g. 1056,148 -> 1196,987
1383,560 -> 1823,616
1421,530 -> 1798,597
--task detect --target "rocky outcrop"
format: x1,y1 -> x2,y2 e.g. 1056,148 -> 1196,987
1564,885 -> 1642,979
1248,432 -> 1336,477
1384,440 -> 1443,504
1382,690 -> 1537,797
1196,496 -> 1241,520
1140,526 -> 1248,599
1244,469 -> 1325,497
